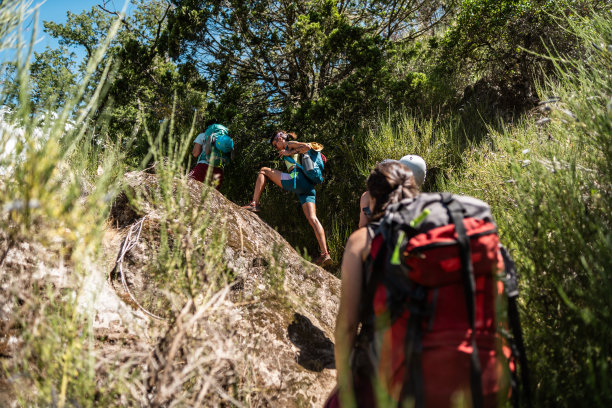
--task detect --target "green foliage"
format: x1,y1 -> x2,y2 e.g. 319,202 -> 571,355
0,2 -> 229,406
166,0 -> 457,139
167,0 -> 454,110
27,0 -> 462,267
33,1 -> 209,161
439,9 -> 612,405
4,0 -> 609,404
0,3 -> 130,406
351,114 -> 449,181
30,47 -> 77,111
429,0 -> 609,111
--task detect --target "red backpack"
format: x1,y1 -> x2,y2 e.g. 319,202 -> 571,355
350,193 -> 530,408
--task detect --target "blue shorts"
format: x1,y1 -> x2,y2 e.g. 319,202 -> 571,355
280,171 -> 316,205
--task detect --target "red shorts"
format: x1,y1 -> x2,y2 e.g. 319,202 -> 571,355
189,163 -> 224,189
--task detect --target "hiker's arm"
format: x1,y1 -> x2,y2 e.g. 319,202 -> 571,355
192,142 -> 202,158
204,135 -> 212,156
334,228 -> 368,406
285,141 -> 311,154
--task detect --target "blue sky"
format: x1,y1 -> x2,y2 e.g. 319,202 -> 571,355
31,0 -> 132,59
34,0 -> 101,53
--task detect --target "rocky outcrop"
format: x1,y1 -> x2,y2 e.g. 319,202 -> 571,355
1,169 -> 341,407
105,171 -> 341,406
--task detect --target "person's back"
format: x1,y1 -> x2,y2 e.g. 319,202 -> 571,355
330,161 -> 419,408
189,122 -> 234,189
357,193 -> 511,407
330,160 -> 521,408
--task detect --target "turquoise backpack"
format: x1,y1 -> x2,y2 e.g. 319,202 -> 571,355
201,124 -> 233,167
286,149 -> 325,185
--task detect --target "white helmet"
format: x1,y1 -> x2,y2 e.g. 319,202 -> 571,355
399,154 -> 427,187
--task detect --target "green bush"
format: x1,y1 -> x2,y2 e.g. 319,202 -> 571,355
440,9 -> 612,405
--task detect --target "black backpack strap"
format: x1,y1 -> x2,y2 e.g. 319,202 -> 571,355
442,193 -> 484,408
400,310 -> 425,408
399,283 -> 430,408
500,246 -> 532,408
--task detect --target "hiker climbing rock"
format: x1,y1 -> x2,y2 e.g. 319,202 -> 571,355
189,120 -> 234,189
358,154 -> 426,228
242,130 -> 332,268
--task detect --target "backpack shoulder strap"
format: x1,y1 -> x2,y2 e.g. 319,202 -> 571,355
359,221 -> 385,317
500,245 -> 532,408
441,192 -> 484,408
204,132 -> 213,156
365,221 -> 378,240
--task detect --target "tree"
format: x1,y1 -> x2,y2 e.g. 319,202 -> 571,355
164,0 -> 456,121
30,47 -> 77,112
429,0 -> 608,111
35,0 -> 209,159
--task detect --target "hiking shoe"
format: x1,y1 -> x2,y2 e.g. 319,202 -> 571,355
314,252 -> 332,268
242,201 -> 261,212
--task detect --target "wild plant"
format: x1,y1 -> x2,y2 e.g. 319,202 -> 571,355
439,8 -> 612,405
0,1 -> 238,406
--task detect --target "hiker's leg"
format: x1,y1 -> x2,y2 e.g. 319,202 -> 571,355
252,167 -> 283,203
301,201 -> 328,254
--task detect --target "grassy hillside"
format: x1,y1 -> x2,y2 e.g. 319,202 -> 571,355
440,11 -> 612,405
0,0 -> 610,406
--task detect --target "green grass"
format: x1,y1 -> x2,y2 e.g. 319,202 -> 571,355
0,2 -> 235,406
0,2 -> 128,405
438,9 -> 612,405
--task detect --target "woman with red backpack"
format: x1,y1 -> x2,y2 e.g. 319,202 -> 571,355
329,160 -> 419,407
242,130 -> 331,267
328,160 -> 517,408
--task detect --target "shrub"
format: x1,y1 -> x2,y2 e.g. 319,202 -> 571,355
440,8 -> 612,405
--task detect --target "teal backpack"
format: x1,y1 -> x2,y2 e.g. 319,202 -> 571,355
201,124 -> 233,167
286,149 -> 325,185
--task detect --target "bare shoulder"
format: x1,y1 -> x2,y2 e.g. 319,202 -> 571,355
348,226 -> 368,243
344,227 -> 370,258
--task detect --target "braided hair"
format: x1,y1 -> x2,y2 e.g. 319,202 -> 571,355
367,161 -> 419,221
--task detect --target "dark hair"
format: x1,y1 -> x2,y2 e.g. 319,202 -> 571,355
367,161 -> 419,221
269,130 -> 297,144
204,118 -> 219,128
